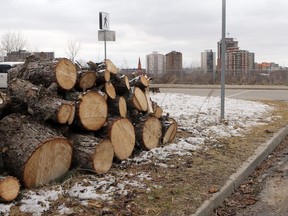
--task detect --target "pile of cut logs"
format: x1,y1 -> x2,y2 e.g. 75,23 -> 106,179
0,56 -> 177,202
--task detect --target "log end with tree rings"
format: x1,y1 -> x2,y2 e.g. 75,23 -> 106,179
105,59 -> 118,74
162,118 -> 178,144
133,87 -> 148,112
55,58 -> 77,90
58,104 -> 73,124
105,82 -> 116,99
0,176 -> 20,202
104,70 -> 111,82
23,137 -> 72,188
141,116 -> 162,149
110,118 -> 135,160
140,75 -> 149,88
78,71 -> 96,90
79,91 -> 108,131
125,75 -> 130,90
119,96 -> 127,118
93,139 -> 114,174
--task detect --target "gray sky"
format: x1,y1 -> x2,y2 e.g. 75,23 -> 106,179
1,0 -> 287,68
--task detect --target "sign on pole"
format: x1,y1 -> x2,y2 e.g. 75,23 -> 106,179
99,12 -> 110,30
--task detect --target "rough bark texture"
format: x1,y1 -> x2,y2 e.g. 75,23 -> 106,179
0,176 -> 20,202
129,75 -> 149,90
69,133 -> 114,174
12,56 -> 77,90
0,114 -> 72,188
110,74 -> 130,95
108,96 -> 127,118
135,116 -> 162,150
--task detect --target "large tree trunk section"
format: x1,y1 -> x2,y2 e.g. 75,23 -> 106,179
0,114 -> 72,188
161,118 -> 178,144
16,56 -> 77,90
8,78 -> 75,124
108,96 -> 127,118
135,116 -> 162,150
129,75 -> 149,90
110,74 -> 130,95
0,176 -> 20,202
76,70 -> 96,91
69,134 -> 114,174
75,91 -> 108,131
102,118 -> 135,160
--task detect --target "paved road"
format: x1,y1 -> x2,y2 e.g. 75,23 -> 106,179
159,88 -> 288,101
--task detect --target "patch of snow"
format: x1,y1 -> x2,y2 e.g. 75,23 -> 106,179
0,203 -> 13,216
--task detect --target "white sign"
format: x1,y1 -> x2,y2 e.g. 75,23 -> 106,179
99,12 -> 109,30
98,30 -> 116,41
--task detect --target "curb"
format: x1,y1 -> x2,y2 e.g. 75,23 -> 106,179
193,125 -> 288,216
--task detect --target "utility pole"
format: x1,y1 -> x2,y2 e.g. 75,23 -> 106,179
220,0 -> 226,120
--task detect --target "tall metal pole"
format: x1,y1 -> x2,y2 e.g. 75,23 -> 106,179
104,30 -> 107,60
220,0 -> 226,120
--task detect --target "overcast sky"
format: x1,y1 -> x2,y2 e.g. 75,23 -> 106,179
0,0 -> 287,68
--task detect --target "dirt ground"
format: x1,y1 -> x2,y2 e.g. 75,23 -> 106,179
6,100 -> 288,216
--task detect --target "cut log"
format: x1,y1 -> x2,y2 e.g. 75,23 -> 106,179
29,97 -> 75,124
152,102 -> 163,118
105,59 -> 118,74
76,70 -> 96,91
96,70 -> 111,85
74,91 -> 108,131
135,116 -> 162,150
0,176 -> 20,202
104,82 -> 116,99
8,78 -> 75,124
100,118 -> 135,160
110,74 -> 130,95
69,134 -> 114,174
108,96 -> 127,118
15,56 -> 77,90
132,87 -> 148,112
0,114 -> 72,188
161,118 -> 178,144
129,75 -> 149,90
144,87 -> 154,114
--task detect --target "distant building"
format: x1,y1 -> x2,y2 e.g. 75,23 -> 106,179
257,62 -> 280,71
201,49 -> 216,74
217,37 -> 239,69
226,49 -> 255,73
146,51 -> 166,76
165,51 -> 182,74
4,50 -> 55,62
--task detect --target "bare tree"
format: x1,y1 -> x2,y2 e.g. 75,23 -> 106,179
0,32 -> 27,54
66,40 -> 81,62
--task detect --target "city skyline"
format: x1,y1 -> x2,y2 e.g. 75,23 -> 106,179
0,0 -> 287,68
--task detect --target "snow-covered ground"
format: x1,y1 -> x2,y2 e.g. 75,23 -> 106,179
0,93 -> 276,215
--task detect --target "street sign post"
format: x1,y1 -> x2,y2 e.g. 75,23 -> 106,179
98,12 -> 116,60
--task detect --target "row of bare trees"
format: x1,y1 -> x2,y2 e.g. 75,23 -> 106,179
0,31 -> 81,62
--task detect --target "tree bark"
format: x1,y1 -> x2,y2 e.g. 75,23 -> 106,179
110,74 -> 130,95
0,176 -> 20,202
0,113 -> 72,188
14,56 -> 77,90
108,96 -> 127,118
161,117 -> 178,144
69,133 -> 114,174
129,75 -> 149,90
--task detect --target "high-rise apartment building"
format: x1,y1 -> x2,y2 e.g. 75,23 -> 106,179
217,37 -> 238,69
146,51 -> 166,76
165,51 -> 182,74
201,49 -> 216,74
